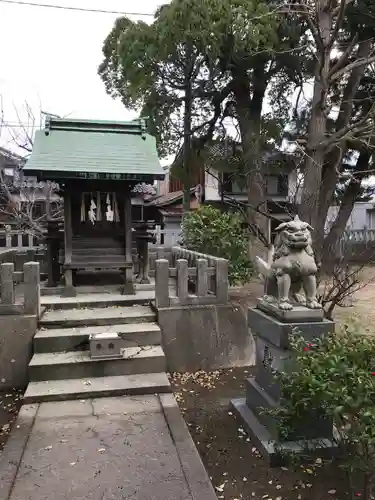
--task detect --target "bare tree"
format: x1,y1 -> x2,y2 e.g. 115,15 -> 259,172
290,0 -> 375,262
0,100 -> 62,237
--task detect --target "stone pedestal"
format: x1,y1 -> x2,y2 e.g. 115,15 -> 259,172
231,301 -> 335,466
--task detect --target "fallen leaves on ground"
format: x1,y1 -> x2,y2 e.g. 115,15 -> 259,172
169,370 -> 222,390
170,366 -> 348,500
0,389 -> 23,449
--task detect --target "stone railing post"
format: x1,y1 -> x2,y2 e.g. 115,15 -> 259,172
155,259 -> 170,308
1,263 -> 15,305
5,226 -> 12,248
23,262 -> 40,317
215,258 -> 229,304
176,259 -> 188,304
156,246 -> 165,260
196,259 -> 208,297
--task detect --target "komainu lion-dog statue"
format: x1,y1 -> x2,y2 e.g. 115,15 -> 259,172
255,215 -> 322,311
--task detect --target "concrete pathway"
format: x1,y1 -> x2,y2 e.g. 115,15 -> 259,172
0,394 -> 217,500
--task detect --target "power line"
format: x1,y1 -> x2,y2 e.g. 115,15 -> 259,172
1,123 -> 41,128
0,0 -> 155,16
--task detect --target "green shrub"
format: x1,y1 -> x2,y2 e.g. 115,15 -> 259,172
272,322 -> 375,499
181,205 -> 253,285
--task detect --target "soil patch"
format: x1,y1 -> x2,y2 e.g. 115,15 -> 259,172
170,367 -> 351,500
0,389 -> 23,451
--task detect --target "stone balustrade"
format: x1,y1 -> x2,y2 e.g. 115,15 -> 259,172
155,246 -> 228,308
1,227 -> 46,250
0,261 -> 40,317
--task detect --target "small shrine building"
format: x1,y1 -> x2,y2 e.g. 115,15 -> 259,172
24,117 -> 164,296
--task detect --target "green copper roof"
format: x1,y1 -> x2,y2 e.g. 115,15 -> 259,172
24,117 -> 164,179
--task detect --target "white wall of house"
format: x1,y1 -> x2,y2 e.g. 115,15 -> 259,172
326,202 -> 375,231
204,168 -> 297,202
288,170 -> 301,203
204,169 -> 222,201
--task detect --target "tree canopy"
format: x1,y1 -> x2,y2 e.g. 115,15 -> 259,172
99,0 -> 375,263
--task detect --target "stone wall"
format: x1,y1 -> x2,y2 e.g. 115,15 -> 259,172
0,315 -> 38,390
157,303 -> 254,372
0,261 -> 41,389
154,247 -> 254,371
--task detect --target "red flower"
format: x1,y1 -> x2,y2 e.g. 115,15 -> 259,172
308,343 -> 313,347
355,493 -> 362,497
303,347 -> 310,352
371,372 -> 375,376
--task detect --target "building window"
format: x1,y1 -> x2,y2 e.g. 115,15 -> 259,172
221,173 -> 246,194
266,174 -> 288,197
222,173 -> 289,197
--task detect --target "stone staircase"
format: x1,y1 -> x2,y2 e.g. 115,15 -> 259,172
23,294 -> 171,403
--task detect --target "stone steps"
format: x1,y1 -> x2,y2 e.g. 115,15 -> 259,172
40,291 -> 154,310
34,322 -> 161,353
23,372 -> 171,403
40,305 -> 156,329
24,296 -> 171,403
29,346 -> 166,381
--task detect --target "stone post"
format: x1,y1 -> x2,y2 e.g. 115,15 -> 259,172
62,189 -> 76,297
155,259 -> 170,308
5,226 -> 12,249
196,259 -> 208,297
46,221 -> 60,287
156,246 -> 165,260
215,258 -> 228,304
23,262 -> 41,317
176,259 -> 188,305
1,263 -> 15,305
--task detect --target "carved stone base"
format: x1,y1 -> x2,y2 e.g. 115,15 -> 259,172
257,298 -> 324,323
61,285 -> 77,298
121,282 -> 135,295
231,398 -> 337,467
232,305 -> 336,466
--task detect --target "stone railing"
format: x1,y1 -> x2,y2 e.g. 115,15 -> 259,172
0,248 -> 17,264
0,227 -> 46,250
155,246 -> 228,308
0,261 -> 40,317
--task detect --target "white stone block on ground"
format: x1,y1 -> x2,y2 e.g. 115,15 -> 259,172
89,332 -> 122,359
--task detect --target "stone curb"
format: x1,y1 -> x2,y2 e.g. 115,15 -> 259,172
0,404 -> 39,500
159,393 -> 218,500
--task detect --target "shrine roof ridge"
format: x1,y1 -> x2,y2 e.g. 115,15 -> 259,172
45,117 -> 147,135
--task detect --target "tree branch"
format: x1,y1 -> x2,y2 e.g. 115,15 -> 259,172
327,0 -> 347,51
328,34 -> 359,79
330,55 -> 375,82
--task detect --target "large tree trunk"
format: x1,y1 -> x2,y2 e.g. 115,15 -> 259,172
232,61 -> 269,255
299,3 -> 332,262
316,39 -> 373,241
183,48 -> 193,213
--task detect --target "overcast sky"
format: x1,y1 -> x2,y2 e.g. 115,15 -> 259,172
0,0 -> 164,151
